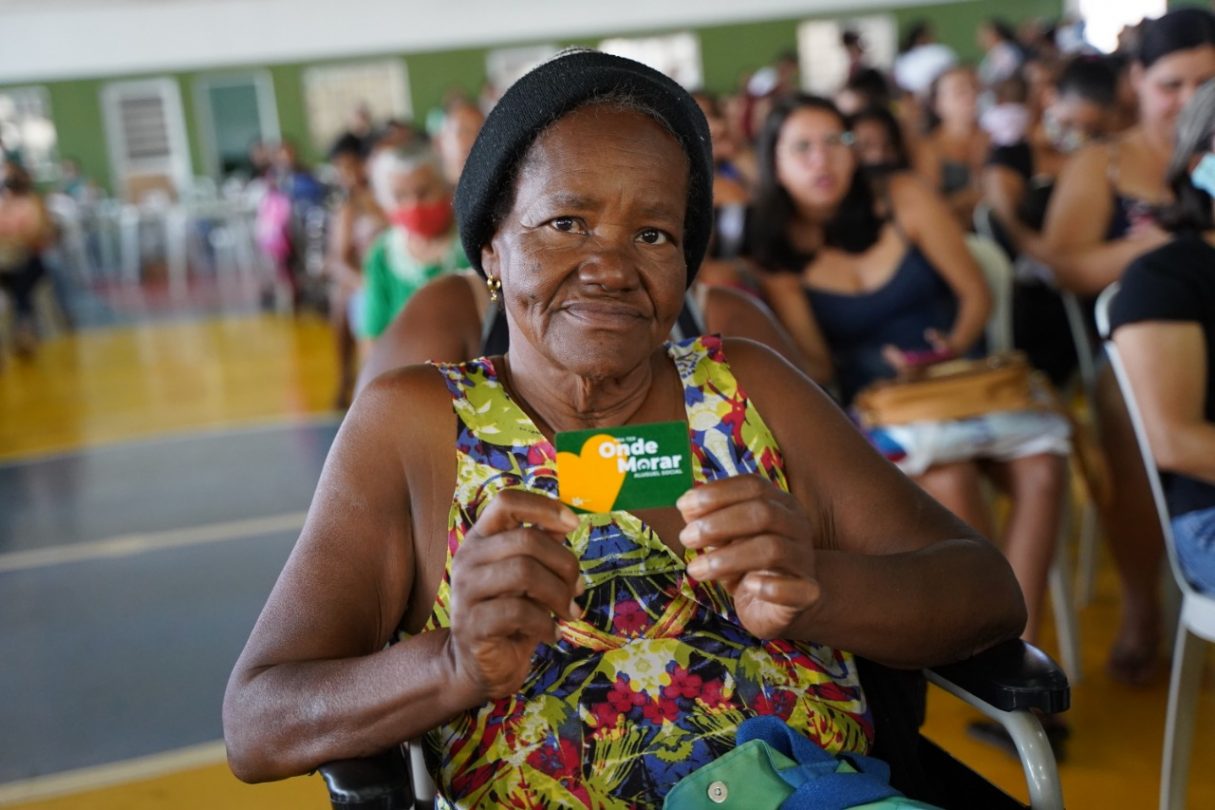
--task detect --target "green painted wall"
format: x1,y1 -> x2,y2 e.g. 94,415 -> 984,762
45,78 -> 109,190
267,62 -> 310,163
5,0 -> 1063,193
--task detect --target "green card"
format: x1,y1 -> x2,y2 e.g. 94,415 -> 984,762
555,421 -> 694,513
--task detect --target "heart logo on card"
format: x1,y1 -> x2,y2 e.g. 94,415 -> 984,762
557,434 -> 626,513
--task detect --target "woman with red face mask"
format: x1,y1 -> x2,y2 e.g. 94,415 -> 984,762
360,145 -> 468,341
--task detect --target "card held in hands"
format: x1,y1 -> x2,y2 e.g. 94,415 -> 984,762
555,421 -> 694,513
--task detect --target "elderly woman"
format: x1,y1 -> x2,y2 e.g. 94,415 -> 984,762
223,51 -> 1024,806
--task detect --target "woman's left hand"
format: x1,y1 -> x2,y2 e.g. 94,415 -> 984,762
678,475 -> 821,639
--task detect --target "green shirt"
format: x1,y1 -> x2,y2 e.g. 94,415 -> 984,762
360,228 -> 468,339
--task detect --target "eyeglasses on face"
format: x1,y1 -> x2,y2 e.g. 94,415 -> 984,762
779,132 -> 856,158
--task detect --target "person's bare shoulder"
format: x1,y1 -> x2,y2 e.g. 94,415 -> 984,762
357,274 -> 482,393
356,362 -> 455,463
885,170 -> 957,236
361,358 -> 453,407
886,169 -> 942,209
1055,140 -> 1112,188
703,284 -> 769,326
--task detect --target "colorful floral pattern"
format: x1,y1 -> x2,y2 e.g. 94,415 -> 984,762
414,336 -> 871,808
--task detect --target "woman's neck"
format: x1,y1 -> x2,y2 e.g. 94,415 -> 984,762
404,229 -> 453,261
1134,123 -> 1174,162
940,119 -> 975,140
789,207 -> 830,254
499,338 -> 660,436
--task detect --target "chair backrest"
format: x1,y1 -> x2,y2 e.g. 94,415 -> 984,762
972,201 -> 1000,246
965,233 -> 1014,353
1060,291 -> 1098,396
1095,283 -> 1194,602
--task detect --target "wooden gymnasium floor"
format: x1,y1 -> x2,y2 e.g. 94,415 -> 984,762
1,311 -> 1213,809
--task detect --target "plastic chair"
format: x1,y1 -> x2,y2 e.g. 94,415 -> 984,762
966,233 -> 1014,354
1095,282 -> 1215,810
315,640 -> 1068,810
967,233 -> 1083,683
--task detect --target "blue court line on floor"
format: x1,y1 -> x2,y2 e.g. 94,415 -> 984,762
0,529 -> 298,784
0,419 -> 339,555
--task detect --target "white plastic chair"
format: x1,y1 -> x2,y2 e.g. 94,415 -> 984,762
967,233 -> 1082,683
971,204 -> 1102,610
966,233 -> 1014,354
1058,290 -> 1102,607
1096,282 -> 1215,810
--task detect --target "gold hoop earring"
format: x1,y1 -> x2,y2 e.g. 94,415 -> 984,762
486,275 -> 502,303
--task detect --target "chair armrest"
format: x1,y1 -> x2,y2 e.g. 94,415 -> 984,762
926,641 -> 1070,810
317,747 -> 413,809
927,639 -> 1070,715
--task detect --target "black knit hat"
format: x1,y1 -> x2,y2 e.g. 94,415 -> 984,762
454,49 -> 714,286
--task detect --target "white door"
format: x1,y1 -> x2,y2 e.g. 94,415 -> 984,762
101,77 -> 192,202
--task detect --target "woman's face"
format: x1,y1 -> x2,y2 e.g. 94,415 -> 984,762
332,153 -> 365,191
1045,93 -> 1110,153
852,118 -> 897,167
695,97 -> 735,162
437,104 -> 485,183
1136,46 -> 1215,137
387,162 -> 447,209
483,105 -> 689,378
834,88 -> 867,118
934,70 -> 979,126
977,24 -> 999,51
775,106 -> 856,211
1023,60 -> 1057,110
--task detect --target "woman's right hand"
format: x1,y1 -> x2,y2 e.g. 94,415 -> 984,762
446,489 -> 583,703
882,328 -> 956,374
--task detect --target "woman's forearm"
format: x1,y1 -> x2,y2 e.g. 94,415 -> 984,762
788,539 -> 1026,668
946,294 -> 991,356
1151,421 -> 1215,487
223,629 -> 477,783
1049,237 -> 1163,296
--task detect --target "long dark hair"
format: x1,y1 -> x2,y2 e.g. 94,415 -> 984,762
984,18 -> 1020,47
750,94 -> 884,273
1160,79 -> 1215,233
900,20 -> 932,55
1138,7 -> 1215,69
1055,54 -> 1118,106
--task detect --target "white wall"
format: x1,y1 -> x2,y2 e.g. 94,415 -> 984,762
0,0 -> 964,83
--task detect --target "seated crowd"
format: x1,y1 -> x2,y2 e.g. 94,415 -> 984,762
222,7 -> 1215,807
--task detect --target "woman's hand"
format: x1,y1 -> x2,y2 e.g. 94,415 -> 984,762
447,490 -> 582,703
881,328 -> 956,374
678,475 -> 821,639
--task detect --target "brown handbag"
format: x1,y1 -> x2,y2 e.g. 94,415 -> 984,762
853,351 -> 1112,506
853,352 -> 1039,428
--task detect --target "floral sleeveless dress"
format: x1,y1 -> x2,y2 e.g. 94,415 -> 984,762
418,335 -> 871,808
